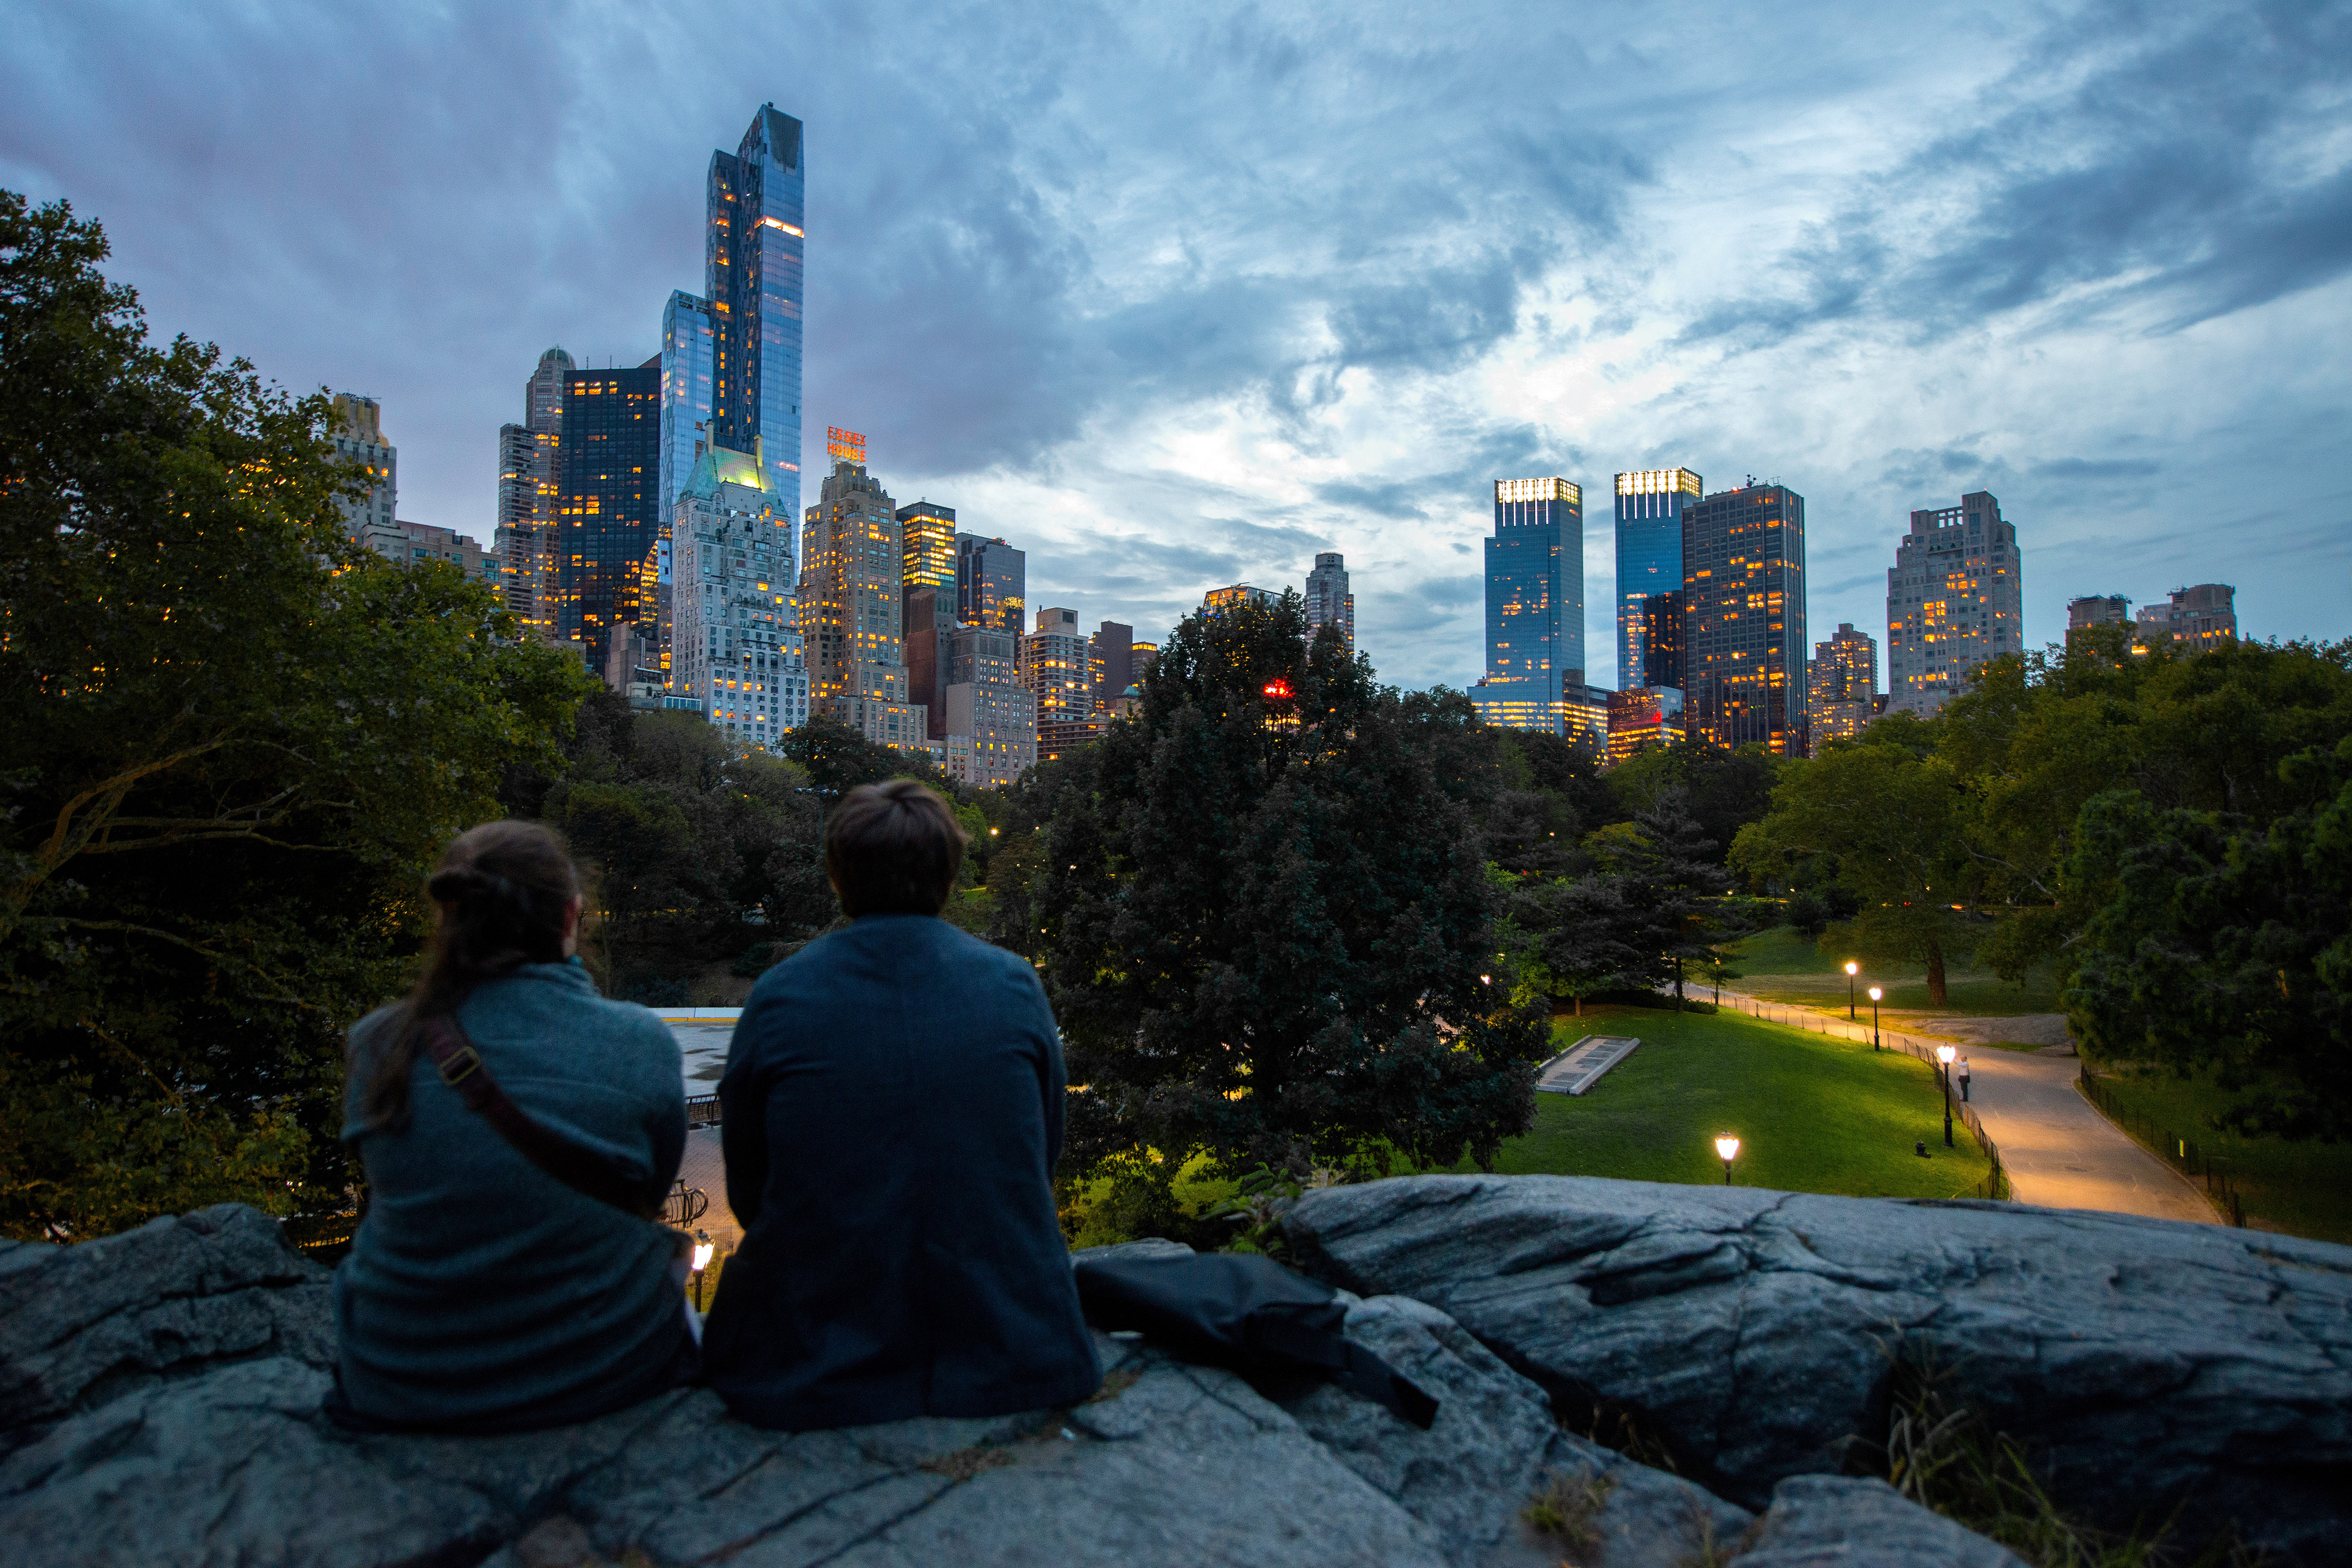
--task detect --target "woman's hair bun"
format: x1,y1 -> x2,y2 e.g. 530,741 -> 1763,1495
427,866 -> 494,903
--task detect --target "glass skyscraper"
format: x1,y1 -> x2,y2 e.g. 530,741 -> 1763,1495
1614,468 -> 1702,691
1471,477 -> 1583,730
656,106 -> 803,538
556,361 -> 663,664
1681,482 -> 1807,754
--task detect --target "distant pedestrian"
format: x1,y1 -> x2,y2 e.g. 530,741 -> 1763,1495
1959,1054 -> 1971,1102
702,779 -> 1100,1431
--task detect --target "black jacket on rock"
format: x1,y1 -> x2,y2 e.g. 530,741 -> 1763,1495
700,914 -> 1101,1430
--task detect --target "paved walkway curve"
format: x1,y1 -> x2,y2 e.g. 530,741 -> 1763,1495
1694,987 -> 2217,1225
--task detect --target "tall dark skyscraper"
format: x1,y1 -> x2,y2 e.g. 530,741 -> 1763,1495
658,107 -> 803,528
1641,590 -> 1685,689
557,359 -> 662,663
1470,476 -> 1583,731
1680,482 -> 1807,755
956,533 -> 1026,632
1090,621 -> 1134,708
1614,468 -> 1701,690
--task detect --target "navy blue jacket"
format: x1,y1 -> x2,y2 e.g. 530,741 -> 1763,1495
701,915 -> 1100,1430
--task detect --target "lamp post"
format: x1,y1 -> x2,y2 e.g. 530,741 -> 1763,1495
691,1229 -> 715,1312
1868,987 -> 1882,1051
1844,961 -> 1859,1019
1935,1045 -> 1956,1149
1714,1134 -> 1740,1186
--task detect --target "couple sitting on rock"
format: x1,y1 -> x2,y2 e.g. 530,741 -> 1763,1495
330,780 -> 1102,1434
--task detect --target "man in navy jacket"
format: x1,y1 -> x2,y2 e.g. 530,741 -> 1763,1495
701,780 -> 1100,1430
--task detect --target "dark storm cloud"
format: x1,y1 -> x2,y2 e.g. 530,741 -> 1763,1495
1684,0 -> 2352,347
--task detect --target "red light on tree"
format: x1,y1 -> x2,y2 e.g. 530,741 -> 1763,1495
1262,678 -> 1293,701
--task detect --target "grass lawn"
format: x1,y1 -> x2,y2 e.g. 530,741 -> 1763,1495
2081,1066 -> 2352,1246
1435,1003 -> 1995,1200
1726,926 -> 2062,1019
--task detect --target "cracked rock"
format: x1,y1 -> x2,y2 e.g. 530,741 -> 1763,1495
1282,1174 -> 2352,1564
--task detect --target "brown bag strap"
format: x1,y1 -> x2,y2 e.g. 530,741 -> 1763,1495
421,1017 -> 658,1219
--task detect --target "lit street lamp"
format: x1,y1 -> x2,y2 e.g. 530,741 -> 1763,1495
1714,1134 -> 1740,1185
691,1229 -> 715,1312
1868,987 -> 1883,1051
1935,1045 -> 1957,1149
1844,961 -> 1859,1019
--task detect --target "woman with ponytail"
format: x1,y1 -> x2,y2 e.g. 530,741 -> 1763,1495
329,820 -> 698,1433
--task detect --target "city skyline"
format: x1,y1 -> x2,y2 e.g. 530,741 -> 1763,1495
8,3 -> 2344,690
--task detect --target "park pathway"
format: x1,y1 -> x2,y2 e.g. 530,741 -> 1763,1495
1696,987 -> 2216,1225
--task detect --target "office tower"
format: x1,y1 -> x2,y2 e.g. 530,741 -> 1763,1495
2068,595 -> 2131,636
2135,584 -> 2237,651
1806,622 -> 1878,754
1131,641 -> 1159,679
1090,621 -> 1134,710
1614,468 -> 1703,690
1203,584 -> 1272,616
329,394 -> 396,536
798,445 -> 926,749
707,107 -> 804,507
1022,608 -> 1092,720
1469,476 -> 1583,731
657,292 -> 717,516
671,444 -> 803,744
1681,481 -> 1807,754
898,500 -> 958,734
555,359 -> 662,666
956,533 -> 1026,632
356,518 -> 500,591
1640,591 -> 1685,690
1886,490 -> 2021,717
496,423 -> 534,532
941,623 -> 1037,788
499,347 -> 573,637
1305,553 -> 1354,650
638,533 -> 672,687
1605,687 -> 1684,766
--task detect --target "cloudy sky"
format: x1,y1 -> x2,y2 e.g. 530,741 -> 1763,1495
6,0 -> 2348,689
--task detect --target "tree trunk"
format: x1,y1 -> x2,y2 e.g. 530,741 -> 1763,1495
1674,959 -> 1685,1011
1926,941 -> 1947,1006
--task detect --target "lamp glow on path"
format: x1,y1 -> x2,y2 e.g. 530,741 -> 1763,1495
1714,1134 -> 1740,1185
1844,960 -> 1859,1019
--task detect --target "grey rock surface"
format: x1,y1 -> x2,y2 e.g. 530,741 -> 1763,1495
2,1210 -> 1772,1568
1738,1476 -> 2029,1568
1283,1174 -> 2352,1563
0,1203 -> 333,1448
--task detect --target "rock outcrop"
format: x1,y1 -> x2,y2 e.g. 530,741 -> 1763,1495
1283,1174 -> 2352,1563
0,1200 -> 2050,1568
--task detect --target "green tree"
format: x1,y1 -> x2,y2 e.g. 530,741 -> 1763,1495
1005,596 -> 1549,1202
1607,736 -> 1784,865
1734,738 -> 1973,1003
0,192 -> 591,1240
2064,740 -> 2352,1138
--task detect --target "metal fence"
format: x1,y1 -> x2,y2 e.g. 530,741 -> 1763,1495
2077,1068 -> 2247,1227
1703,989 -> 2010,1201
685,1094 -> 722,1128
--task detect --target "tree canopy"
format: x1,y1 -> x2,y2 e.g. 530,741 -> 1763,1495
0,192 -> 593,1240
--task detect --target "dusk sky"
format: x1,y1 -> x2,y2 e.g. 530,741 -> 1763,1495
6,0 -> 2347,690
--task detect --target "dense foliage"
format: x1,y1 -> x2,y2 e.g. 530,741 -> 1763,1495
0,193 -> 592,1240
990,595 -> 1553,1229
1734,628 -> 2352,1136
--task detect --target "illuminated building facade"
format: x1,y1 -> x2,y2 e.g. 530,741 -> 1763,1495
2067,595 -> 2131,639
1203,584 -> 1273,616
1305,552 -> 1354,650
1681,482 -> 1807,754
1886,491 -> 2020,717
1614,468 -> 1701,690
942,623 -> 1036,788
797,452 -> 926,750
496,423 -> 534,533
1471,476 -> 1583,732
704,106 -> 804,510
500,347 -> 573,636
1605,686 -> 1684,766
556,361 -> 662,666
2135,584 -> 2236,650
330,393 -> 396,537
1641,591 -> 1685,690
1806,622 -> 1878,754
1021,607 -> 1094,725
670,444 -> 803,746
657,292 -> 716,516
898,501 -> 958,734
1089,621 -> 1134,710
956,533 -> 1025,632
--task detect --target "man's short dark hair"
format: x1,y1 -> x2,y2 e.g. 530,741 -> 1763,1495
825,779 -> 970,917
